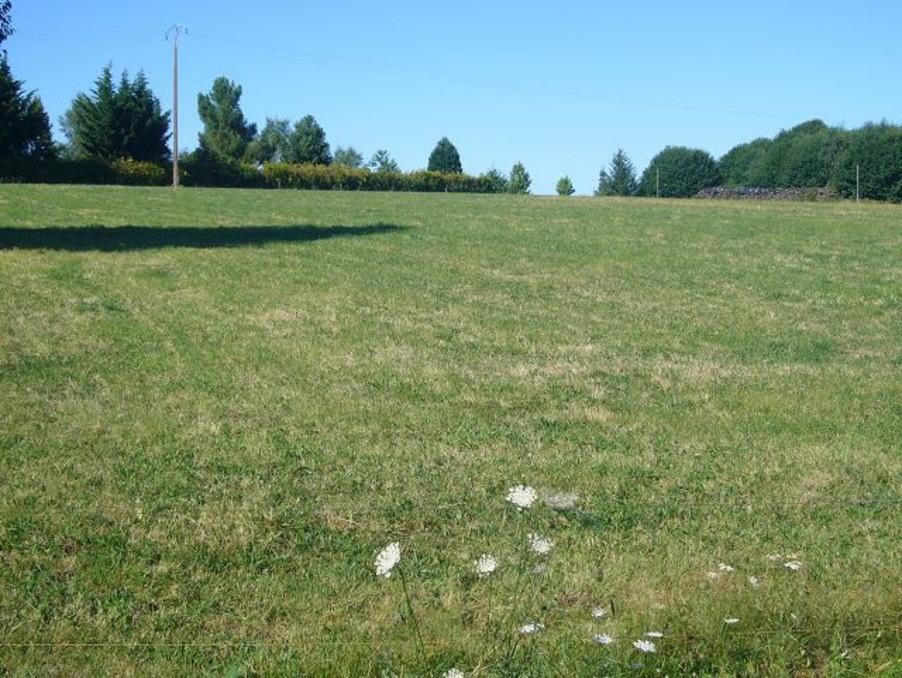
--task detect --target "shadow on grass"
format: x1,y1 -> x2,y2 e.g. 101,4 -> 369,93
0,223 -> 406,252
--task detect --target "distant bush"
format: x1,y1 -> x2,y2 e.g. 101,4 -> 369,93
109,158 -> 168,186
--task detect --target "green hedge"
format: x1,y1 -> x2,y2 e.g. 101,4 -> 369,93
0,157 -> 169,186
260,164 -> 500,193
1,156 -> 504,193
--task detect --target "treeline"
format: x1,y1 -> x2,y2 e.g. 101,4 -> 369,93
2,16 -> 901,201
599,119 -> 902,202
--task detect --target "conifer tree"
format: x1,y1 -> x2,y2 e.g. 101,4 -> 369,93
0,56 -> 54,159
427,137 -> 462,173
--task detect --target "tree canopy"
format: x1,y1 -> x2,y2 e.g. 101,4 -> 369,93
246,117 -> 290,164
508,162 -> 531,194
0,56 -> 54,159
0,1 -> 12,48
333,145 -> 364,168
638,146 -> 720,198
63,64 -> 170,162
285,115 -> 331,165
596,149 -> 637,196
831,122 -> 902,202
197,77 -> 256,164
427,137 -> 462,173
556,175 -> 575,196
369,149 -> 399,173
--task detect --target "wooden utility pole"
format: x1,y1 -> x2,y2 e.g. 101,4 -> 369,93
167,24 -> 186,188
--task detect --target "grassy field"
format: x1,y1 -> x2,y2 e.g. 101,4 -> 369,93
0,185 -> 900,676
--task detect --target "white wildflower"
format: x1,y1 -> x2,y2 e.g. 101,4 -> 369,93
644,631 -> 664,638
718,563 -> 735,572
706,571 -> 721,580
748,575 -> 761,587
506,484 -> 538,510
475,554 -> 498,578
784,560 -> 803,571
724,618 -> 740,625
593,633 -> 615,645
528,533 -> 553,555
375,542 -> 401,578
633,639 -> 656,653
519,621 -> 545,635
591,606 -> 607,619
443,670 -> 465,678
767,553 -> 783,562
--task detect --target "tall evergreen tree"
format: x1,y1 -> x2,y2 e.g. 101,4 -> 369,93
197,77 -> 256,164
369,149 -> 399,173
63,64 -> 169,162
285,115 -> 331,165
0,56 -> 53,159
427,137 -> 462,173
480,167 -> 508,193
596,149 -> 637,196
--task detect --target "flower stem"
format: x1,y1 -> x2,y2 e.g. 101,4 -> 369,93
398,567 -> 427,665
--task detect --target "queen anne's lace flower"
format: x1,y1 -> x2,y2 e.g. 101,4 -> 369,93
593,633 -> 615,645
518,621 -> 545,634
644,631 -> 664,638
375,542 -> 401,578
528,533 -> 553,555
591,606 -> 607,619
784,560 -> 803,571
443,670 -> 465,678
633,639 -> 656,653
506,485 -> 537,510
475,554 -> 498,578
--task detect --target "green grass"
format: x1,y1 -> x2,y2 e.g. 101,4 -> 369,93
1,185 -> 900,676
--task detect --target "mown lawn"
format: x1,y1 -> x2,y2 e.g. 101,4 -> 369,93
0,185 -> 900,676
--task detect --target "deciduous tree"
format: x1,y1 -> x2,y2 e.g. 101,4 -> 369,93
509,162 -> 531,194
638,146 -> 720,197
333,145 -> 364,168
246,117 -> 290,164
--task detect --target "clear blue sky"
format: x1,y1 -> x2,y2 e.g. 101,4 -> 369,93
6,1 -> 901,194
